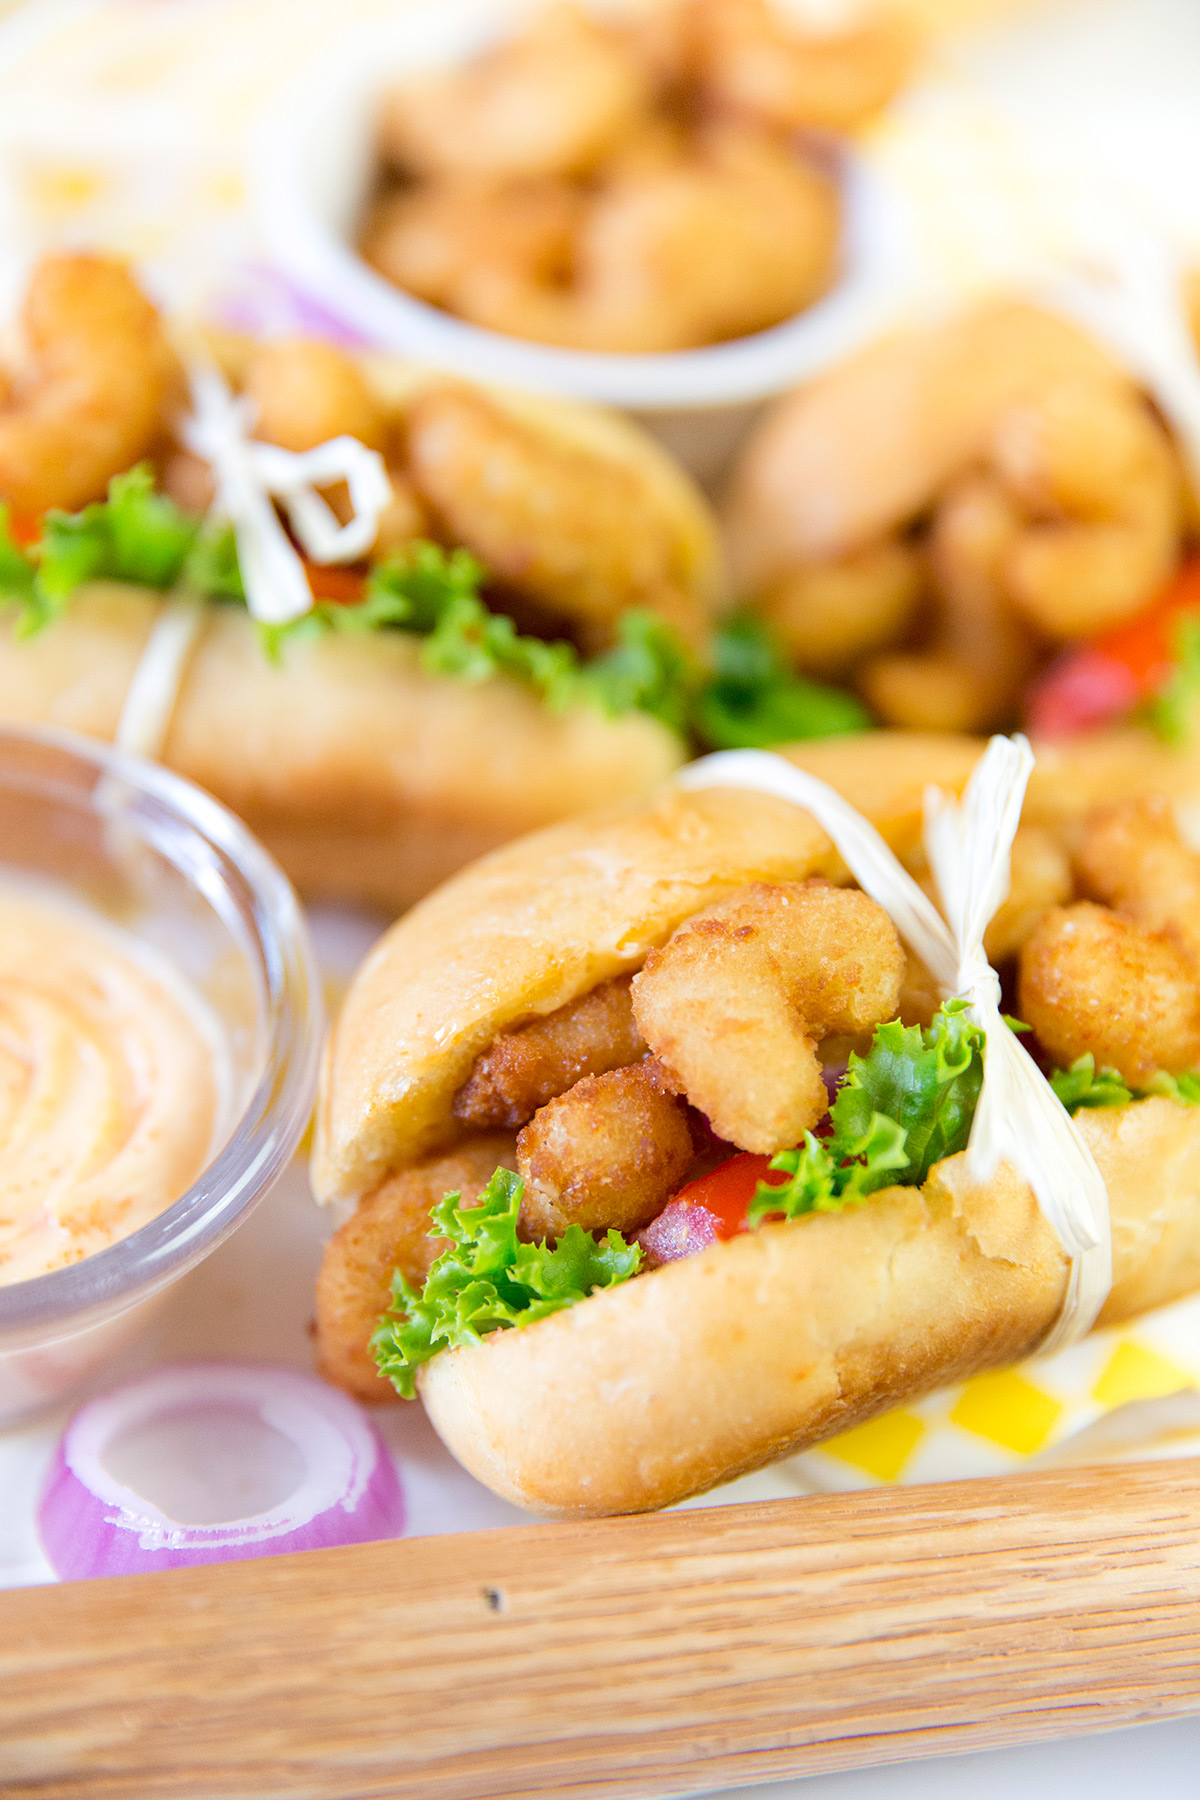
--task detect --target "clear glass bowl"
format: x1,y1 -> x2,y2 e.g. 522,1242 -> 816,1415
0,726 -> 322,1421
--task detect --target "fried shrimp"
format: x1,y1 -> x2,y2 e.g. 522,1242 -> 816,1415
854,380 -> 1179,725
631,881 -> 905,1154
315,1133 -> 517,1401
861,474 -> 1038,733
362,176 -> 583,314
1019,903 -> 1200,1085
404,383 -> 705,648
377,4 -> 650,181
1074,797 -> 1200,970
691,0 -> 917,134
454,976 -> 646,1129
458,126 -> 839,354
517,1060 -> 693,1239
243,338 -> 387,453
724,306 -> 1188,719
990,378 -> 1181,639
0,253 -> 180,514
753,538 -> 922,681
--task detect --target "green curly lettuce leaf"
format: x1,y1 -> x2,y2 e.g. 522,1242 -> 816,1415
748,1000 -> 986,1225
1147,611 -> 1200,748
259,542 -> 488,660
1,472 -> 876,744
0,508 -> 37,630
39,464 -> 201,600
1049,1055 -> 1134,1111
3,466 -> 214,636
691,613 -> 870,750
181,519 -> 245,603
1051,1053 -> 1200,1113
372,1167 -> 642,1398
1147,1069 -> 1200,1105
583,608 -> 698,734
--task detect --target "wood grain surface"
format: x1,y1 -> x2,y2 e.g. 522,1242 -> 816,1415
4,1460 -> 1200,1800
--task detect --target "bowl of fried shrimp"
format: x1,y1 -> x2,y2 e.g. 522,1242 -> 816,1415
253,0 -> 916,481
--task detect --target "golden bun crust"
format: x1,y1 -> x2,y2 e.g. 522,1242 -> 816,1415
723,304 -> 1126,590
315,726 -> 1200,1201
420,1098 -> 1200,1517
0,586 -> 683,910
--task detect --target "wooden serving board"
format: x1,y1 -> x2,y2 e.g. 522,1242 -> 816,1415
3,1459 -> 1200,1800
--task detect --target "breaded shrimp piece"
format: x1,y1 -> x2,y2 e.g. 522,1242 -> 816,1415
315,1133 -> 517,1402
405,383 -> 705,649
992,379 -> 1181,639
755,538 -> 921,680
693,0 -> 917,134
1018,903 -> 1200,1086
454,975 -> 646,1129
569,125 -> 838,352
1074,797 -> 1200,970
722,306 -> 1140,595
460,125 -> 839,354
982,825 -> 1072,964
377,4 -> 650,181
0,253 -> 180,514
861,473 -> 1037,734
362,176 -> 583,313
243,338 -> 387,453
632,881 -> 905,1154
689,0 -> 914,134
517,1060 -> 692,1239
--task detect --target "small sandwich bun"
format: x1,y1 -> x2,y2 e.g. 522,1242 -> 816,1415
314,729 -> 1200,1514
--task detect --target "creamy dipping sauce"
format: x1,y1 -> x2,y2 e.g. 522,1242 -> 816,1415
0,887 -> 222,1287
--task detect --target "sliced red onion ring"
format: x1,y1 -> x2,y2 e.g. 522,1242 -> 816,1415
38,1363 -> 404,1580
637,1200 -> 721,1268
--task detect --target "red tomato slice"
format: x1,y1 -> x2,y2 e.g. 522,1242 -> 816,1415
302,560 -> 367,606
7,511 -> 42,549
1093,557 -> 1200,692
1026,557 -> 1200,739
667,1152 -> 787,1240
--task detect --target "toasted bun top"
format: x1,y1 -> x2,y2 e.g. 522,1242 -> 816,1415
722,303 -> 1127,590
312,724 -> 1200,1207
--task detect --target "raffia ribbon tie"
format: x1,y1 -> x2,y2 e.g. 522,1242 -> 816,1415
180,362 -> 391,627
677,736 -> 1113,1352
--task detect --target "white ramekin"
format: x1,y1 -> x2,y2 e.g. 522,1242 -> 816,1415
250,0 -> 912,481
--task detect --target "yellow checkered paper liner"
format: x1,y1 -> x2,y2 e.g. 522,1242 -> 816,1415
786,1290 -> 1200,1491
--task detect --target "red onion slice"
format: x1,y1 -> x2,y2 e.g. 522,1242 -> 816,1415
637,1200 -> 721,1267
38,1363 -> 405,1580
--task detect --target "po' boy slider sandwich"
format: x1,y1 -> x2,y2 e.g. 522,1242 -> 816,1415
312,729 -> 1200,1515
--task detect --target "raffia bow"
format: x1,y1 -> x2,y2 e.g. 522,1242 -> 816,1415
677,738 -> 1112,1350
180,362 -> 392,626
